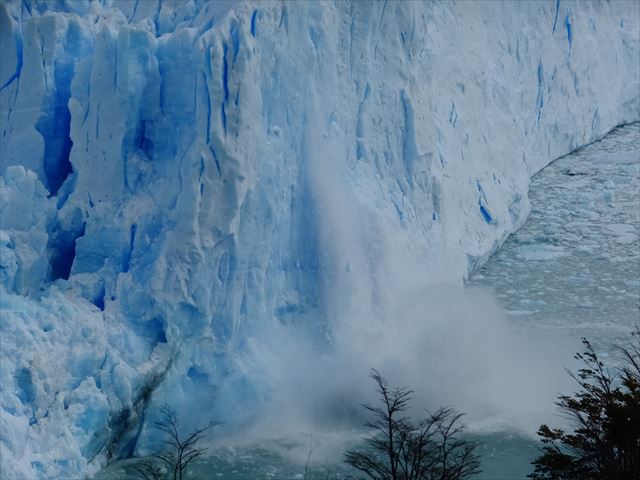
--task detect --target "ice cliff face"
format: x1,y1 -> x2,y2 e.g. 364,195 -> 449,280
1,0 -> 639,477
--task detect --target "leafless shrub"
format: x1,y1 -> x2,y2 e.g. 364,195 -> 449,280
135,403 -> 219,480
345,369 -> 481,480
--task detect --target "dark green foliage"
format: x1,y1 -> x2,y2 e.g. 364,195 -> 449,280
344,370 -> 481,480
529,327 -> 640,480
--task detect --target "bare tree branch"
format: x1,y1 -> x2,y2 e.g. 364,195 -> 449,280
134,404 -> 219,480
345,370 -> 481,480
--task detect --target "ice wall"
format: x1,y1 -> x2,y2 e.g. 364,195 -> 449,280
1,0 -> 638,477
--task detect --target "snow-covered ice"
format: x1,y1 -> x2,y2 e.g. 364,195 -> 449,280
1,1 -> 639,478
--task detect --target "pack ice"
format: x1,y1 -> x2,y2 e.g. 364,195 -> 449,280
0,0 -> 638,478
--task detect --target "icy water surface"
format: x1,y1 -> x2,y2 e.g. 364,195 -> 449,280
464,121 -> 640,479
471,123 -> 640,354
97,124 -> 639,480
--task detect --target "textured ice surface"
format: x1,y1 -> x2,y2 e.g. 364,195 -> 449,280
1,0 -> 639,478
470,123 -> 640,356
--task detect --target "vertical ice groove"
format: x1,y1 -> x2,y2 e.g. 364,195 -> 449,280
355,83 -> 369,159
202,70 -> 211,144
448,101 -> 458,127
113,38 -> 117,91
210,145 -> 222,176
131,0 -> 140,22
22,1 -> 33,17
250,9 -> 257,38
552,0 -> 560,33
400,90 -> 416,187
222,43 -> 229,101
536,60 -> 544,125
378,0 -> 389,31
0,4 -> 23,91
220,42 -> 228,134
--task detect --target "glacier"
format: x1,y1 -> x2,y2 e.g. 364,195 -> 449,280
0,0 -> 639,478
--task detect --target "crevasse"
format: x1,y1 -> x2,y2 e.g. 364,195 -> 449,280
0,1 -> 638,478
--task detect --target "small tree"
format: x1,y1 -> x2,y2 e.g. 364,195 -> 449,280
345,370 -> 481,480
135,404 -> 218,480
529,327 -> 640,480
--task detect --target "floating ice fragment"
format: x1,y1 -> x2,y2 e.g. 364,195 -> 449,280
513,244 -> 568,261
